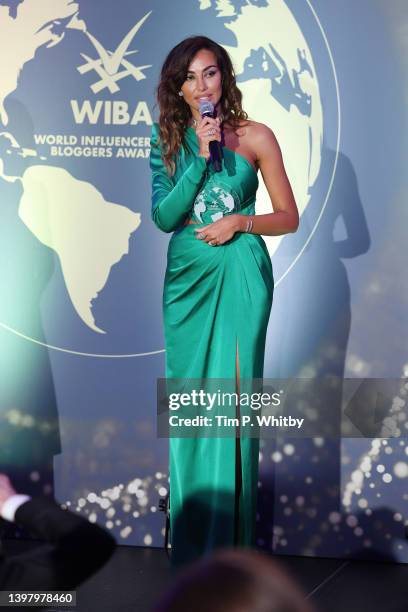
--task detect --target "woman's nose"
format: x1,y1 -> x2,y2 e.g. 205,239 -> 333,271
196,77 -> 206,91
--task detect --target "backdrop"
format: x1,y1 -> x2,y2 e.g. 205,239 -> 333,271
0,0 -> 407,562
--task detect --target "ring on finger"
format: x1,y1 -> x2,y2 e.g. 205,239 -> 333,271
207,128 -> 216,136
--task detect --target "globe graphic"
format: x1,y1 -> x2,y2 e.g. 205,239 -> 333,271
193,180 -> 239,222
0,0 -> 337,356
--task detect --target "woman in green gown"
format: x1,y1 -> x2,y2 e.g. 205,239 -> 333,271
150,36 -> 299,566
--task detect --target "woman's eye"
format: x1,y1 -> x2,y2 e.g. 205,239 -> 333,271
185,71 -> 217,81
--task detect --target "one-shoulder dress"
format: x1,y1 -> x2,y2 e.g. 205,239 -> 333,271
150,123 -> 274,566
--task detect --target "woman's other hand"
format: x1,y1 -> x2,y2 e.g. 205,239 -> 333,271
194,214 -> 245,246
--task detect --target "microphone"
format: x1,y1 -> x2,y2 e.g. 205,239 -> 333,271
199,100 -> 223,172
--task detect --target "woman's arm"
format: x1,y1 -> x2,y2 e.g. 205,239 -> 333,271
149,123 -> 208,233
237,123 -> 299,236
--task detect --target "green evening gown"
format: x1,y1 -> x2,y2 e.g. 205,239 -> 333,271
150,122 -> 274,566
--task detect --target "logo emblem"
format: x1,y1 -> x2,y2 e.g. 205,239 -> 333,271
193,180 -> 240,223
77,11 -> 152,94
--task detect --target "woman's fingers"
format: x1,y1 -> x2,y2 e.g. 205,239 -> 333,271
195,116 -> 222,158
196,116 -> 220,129
193,216 -> 238,246
194,227 -> 213,242
194,229 -> 221,245
196,116 -> 221,141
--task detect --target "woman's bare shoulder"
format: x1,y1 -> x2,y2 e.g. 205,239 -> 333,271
244,121 -> 281,162
228,120 -> 276,144
245,120 -> 277,140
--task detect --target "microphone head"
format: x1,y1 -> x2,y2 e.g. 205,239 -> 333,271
199,100 -> 215,117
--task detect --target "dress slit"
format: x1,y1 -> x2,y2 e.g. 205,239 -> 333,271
234,335 -> 243,544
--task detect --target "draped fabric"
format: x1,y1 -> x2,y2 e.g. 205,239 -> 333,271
150,124 -> 274,566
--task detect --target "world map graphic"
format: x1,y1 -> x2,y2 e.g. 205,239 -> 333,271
0,0 -> 327,352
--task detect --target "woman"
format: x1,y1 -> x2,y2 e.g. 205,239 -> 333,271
150,36 -> 298,566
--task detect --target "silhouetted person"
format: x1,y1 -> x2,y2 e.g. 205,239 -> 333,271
0,474 -> 116,589
153,548 -> 316,612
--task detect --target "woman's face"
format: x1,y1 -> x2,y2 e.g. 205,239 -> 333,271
180,48 -> 223,117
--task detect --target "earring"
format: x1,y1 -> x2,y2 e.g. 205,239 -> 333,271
178,91 -> 183,97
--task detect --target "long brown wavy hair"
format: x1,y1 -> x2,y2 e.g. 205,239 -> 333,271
154,36 -> 249,176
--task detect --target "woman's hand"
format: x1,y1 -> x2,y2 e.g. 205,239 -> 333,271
195,116 -> 222,160
194,214 -> 245,246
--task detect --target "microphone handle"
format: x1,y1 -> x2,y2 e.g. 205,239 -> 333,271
201,110 -> 223,172
209,140 -> 223,173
